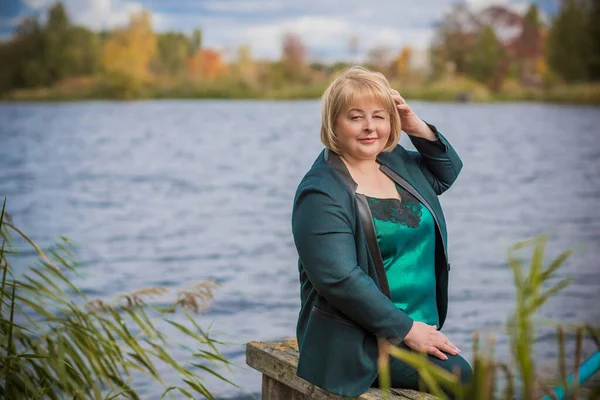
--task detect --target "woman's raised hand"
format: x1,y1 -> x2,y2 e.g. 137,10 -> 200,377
390,89 -> 432,138
403,321 -> 461,361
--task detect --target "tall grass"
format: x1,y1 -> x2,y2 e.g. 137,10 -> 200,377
0,198 -> 240,399
377,235 -> 600,400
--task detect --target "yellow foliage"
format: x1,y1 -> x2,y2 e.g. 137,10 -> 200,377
393,46 -> 412,80
235,45 -> 258,87
101,10 -> 157,81
535,58 -> 547,76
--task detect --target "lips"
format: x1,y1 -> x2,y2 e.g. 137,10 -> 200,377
358,137 -> 377,143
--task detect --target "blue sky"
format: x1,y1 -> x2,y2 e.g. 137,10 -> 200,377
0,0 -> 559,62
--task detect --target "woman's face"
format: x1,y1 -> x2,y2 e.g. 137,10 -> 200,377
334,97 -> 391,162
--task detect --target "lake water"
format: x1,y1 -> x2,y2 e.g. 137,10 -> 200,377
1,100 -> 599,399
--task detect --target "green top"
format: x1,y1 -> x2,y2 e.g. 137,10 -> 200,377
366,185 -> 439,327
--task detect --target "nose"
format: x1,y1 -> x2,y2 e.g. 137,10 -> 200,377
364,117 -> 375,132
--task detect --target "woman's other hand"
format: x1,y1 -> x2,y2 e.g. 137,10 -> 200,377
390,89 -> 435,140
403,321 -> 461,360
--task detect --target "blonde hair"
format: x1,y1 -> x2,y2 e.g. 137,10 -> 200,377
320,66 -> 401,154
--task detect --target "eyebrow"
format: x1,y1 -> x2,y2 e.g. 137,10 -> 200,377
347,108 -> 386,113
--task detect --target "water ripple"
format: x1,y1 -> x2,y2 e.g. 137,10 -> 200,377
1,100 -> 599,398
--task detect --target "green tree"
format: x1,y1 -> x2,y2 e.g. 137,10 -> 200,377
44,2 -> 72,82
465,25 -> 505,86
12,17 -> 48,88
547,0 -> 593,82
429,4 -> 479,79
66,26 -> 101,76
189,29 -> 203,56
587,0 -> 600,80
156,32 -> 189,75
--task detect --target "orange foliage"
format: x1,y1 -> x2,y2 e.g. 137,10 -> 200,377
187,49 -> 228,81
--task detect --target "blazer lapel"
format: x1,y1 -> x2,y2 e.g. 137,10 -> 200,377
376,152 -> 448,260
325,150 -> 391,299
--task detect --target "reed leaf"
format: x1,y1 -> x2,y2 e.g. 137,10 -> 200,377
0,206 -> 236,399
3,221 -> 60,271
541,249 -> 573,282
191,363 -> 244,390
524,278 -> 572,315
160,386 -> 194,399
375,234 -> 600,400
182,377 -> 216,400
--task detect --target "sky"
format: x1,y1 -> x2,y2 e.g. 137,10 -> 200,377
0,0 -> 560,62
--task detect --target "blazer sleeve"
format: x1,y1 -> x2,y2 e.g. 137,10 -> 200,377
407,122 -> 463,195
292,184 -> 414,343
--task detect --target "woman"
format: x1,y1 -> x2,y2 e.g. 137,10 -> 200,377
291,66 -> 472,397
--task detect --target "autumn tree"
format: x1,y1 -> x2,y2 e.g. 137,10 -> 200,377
102,10 -> 157,96
102,10 -> 157,79
187,49 -> 227,81
233,44 -> 258,88
281,33 -> 308,83
393,46 -> 412,83
430,4 -> 479,78
366,45 -> 392,75
514,3 -> 544,85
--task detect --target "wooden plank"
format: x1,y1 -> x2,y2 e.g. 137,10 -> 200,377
262,375 -> 308,400
246,338 -> 437,400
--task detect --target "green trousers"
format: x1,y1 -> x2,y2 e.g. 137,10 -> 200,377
372,344 -> 473,399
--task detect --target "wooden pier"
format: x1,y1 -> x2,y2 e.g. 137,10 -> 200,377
246,338 -> 437,399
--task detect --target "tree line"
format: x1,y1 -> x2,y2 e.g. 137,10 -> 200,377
0,0 -> 598,99
429,0 -> 600,91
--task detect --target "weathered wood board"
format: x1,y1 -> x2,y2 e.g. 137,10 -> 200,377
246,338 -> 437,400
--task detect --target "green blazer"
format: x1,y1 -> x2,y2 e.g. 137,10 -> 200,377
291,123 -> 463,397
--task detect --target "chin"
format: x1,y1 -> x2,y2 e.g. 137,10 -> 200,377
356,149 -> 383,160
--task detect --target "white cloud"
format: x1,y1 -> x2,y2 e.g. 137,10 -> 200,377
189,14 -> 435,63
22,0 -> 54,9
14,0 -> 546,61
203,0 -> 288,14
153,0 -> 455,61
24,0 -> 167,31
466,0 -> 533,14
62,0 -> 144,30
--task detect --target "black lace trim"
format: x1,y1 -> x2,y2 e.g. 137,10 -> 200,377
366,187 -> 422,228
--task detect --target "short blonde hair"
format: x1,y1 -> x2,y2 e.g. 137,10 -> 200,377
320,66 -> 401,154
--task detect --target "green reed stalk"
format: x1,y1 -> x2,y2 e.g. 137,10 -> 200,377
376,233 -> 599,400
0,197 -> 244,399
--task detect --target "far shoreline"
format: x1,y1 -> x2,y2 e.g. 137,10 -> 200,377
2,76 -> 599,106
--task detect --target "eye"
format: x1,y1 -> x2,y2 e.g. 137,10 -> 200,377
375,115 -> 385,119
350,116 -> 361,120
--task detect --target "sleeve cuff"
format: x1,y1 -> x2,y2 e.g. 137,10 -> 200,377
408,121 -> 449,155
